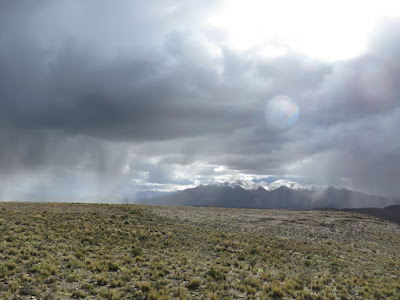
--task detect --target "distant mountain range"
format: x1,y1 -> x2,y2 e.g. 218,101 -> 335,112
136,179 -> 400,210
217,179 -> 325,192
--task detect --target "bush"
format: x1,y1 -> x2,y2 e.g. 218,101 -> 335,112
110,279 -> 124,288
269,286 -> 284,298
94,274 -> 108,286
132,247 -> 143,257
19,286 -> 38,296
4,261 -> 17,271
250,248 -> 260,255
108,261 -> 120,272
139,281 -> 151,292
74,252 -> 84,260
186,278 -> 201,289
48,264 -> 58,275
71,290 -> 87,298
206,269 -> 225,281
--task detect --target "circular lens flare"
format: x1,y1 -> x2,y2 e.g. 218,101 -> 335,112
265,95 -> 299,129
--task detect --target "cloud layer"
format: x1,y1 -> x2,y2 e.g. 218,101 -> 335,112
1,1 -> 400,200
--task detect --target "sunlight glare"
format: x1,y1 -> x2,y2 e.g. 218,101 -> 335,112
207,0 -> 400,61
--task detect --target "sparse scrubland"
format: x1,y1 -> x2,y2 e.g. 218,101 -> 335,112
0,202 -> 399,299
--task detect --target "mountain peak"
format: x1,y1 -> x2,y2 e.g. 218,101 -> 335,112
264,179 -> 311,191
216,179 -> 320,192
218,179 -> 256,190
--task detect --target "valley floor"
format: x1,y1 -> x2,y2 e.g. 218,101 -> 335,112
0,202 -> 399,299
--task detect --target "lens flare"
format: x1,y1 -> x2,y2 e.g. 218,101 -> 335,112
265,95 -> 299,129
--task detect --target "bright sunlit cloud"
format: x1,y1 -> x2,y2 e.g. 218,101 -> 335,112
207,0 -> 400,61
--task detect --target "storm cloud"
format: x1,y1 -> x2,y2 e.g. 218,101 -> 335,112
1,1 -> 400,200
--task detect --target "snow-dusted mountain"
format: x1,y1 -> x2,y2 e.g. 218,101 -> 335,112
216,179 -> 323,191
136,179 -> 400,209
263,179 -> 320,191
216,179 -> 324,191
217,179 -> 258,190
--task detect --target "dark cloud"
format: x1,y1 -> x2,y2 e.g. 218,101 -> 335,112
1,2 -> 400,200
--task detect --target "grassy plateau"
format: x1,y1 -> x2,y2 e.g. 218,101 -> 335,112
0,202 -> 399,299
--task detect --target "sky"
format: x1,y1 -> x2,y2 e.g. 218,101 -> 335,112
1,0 -> 400,201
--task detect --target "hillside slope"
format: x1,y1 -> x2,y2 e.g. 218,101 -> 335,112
1,202 -> 399,299
344,205 -> 400,224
